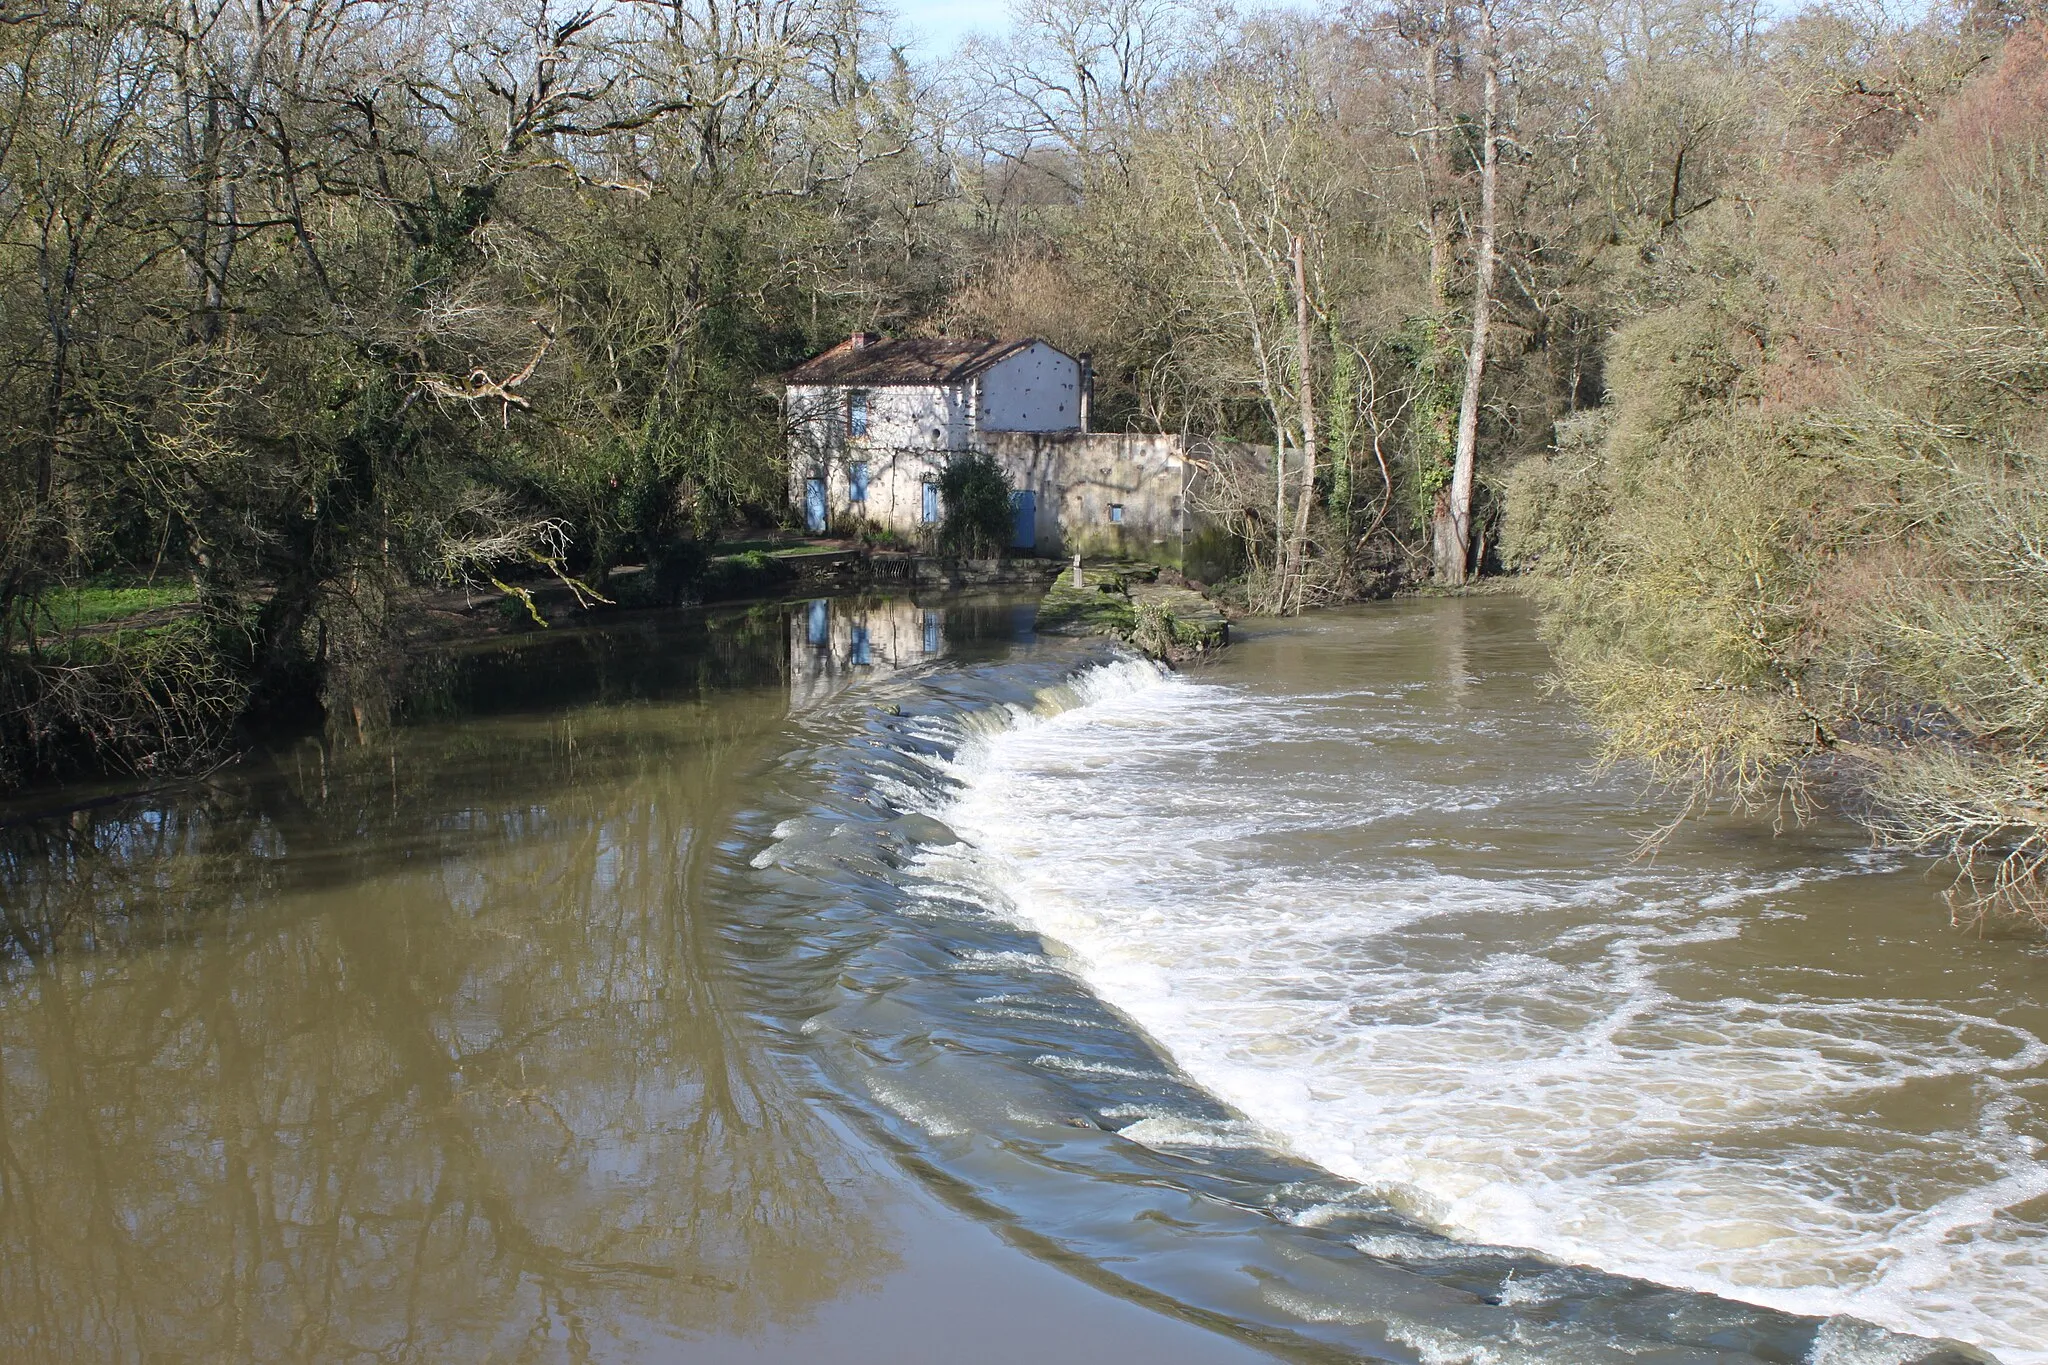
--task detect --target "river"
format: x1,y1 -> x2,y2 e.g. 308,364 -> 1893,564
0,593 -> 2039,1363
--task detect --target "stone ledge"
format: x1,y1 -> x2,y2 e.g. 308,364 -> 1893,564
1035,566 -> 1228,662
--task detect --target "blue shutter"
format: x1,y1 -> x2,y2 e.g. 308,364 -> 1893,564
922,482 -> 939,524
849,461 -> 868,503
1010,489 -> 1036,549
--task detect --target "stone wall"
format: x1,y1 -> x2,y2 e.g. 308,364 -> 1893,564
983,433 -> 1265,569
982,431 -> 1187,561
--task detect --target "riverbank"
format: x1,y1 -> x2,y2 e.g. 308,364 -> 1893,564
394,540 -> 1064,648
0,538 -> 1070,801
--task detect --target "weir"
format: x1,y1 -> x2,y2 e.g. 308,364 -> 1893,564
0,592 -> 2033,1365
742,597 -> 2039,1364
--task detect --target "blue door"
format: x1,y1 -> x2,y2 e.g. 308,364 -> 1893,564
1010,489 -> 1036,549
804,478 -> 827,533
922,482 -> 939,524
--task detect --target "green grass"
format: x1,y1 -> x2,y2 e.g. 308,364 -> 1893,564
36,583 -> 197,633
698,549 -> 797,599
716,537 -> 833,556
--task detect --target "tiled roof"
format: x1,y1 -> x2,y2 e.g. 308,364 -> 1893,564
781,336 -> 1049,386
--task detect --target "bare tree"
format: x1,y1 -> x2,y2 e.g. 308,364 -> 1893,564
1433,0 -> 1498,584
1288,229 -> 1321,609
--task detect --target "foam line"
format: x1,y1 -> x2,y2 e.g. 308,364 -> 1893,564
912,656 -> 2048,1364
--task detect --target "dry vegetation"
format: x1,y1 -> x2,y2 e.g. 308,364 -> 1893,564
1505,13 -> 2048,927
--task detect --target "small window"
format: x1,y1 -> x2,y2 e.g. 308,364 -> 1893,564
922,482 -> 940,524
847,391 -> 868,437
848,461 -> 869,503
1109,503 -> 1125,524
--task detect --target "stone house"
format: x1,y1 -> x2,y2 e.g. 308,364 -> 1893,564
783,332 -> 1225,566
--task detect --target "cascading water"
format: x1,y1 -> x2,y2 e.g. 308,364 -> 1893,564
899,608 -> 2048,1364
739,596 -> 2039,1365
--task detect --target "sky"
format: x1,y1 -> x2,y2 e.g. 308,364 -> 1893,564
888,0 -> 1010,55
887,0 -> 1308,58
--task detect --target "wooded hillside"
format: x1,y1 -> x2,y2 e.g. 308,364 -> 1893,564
6,0 -> 2043,914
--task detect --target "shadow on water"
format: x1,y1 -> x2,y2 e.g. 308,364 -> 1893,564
0,593 -> 1021,1362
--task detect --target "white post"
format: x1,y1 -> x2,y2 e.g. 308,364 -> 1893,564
1072,553 -> 1084,589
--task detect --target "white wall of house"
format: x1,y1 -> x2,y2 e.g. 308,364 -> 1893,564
786,345 -> 1165,548
975,343 -> 1080,433
786,383 -> 971,536
785,383 -> 972,460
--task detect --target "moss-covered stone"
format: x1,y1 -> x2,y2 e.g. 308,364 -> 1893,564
1035,567 -> 1228,662
1131,584 -> 1228,659
1034,578 -> 1138,637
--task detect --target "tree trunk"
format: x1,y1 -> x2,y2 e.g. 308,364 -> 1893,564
1289,232 -> 1319,613
1274,417 -> 1288,610
1419,16 -> 1454,321
1434,0 -> 1499,587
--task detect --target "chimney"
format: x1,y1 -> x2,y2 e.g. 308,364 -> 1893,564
1077,352 -> 1094,433
850,331 -> 878,350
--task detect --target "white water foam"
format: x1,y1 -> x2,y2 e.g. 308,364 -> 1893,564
914,654 -> 2048,1363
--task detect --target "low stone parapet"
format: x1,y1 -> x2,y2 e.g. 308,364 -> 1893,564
1035,564 -> 1228,662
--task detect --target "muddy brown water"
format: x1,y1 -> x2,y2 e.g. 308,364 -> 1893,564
0,594 -> 2038,1363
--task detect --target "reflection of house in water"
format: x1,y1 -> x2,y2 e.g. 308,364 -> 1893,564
789,595 -> 950,712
